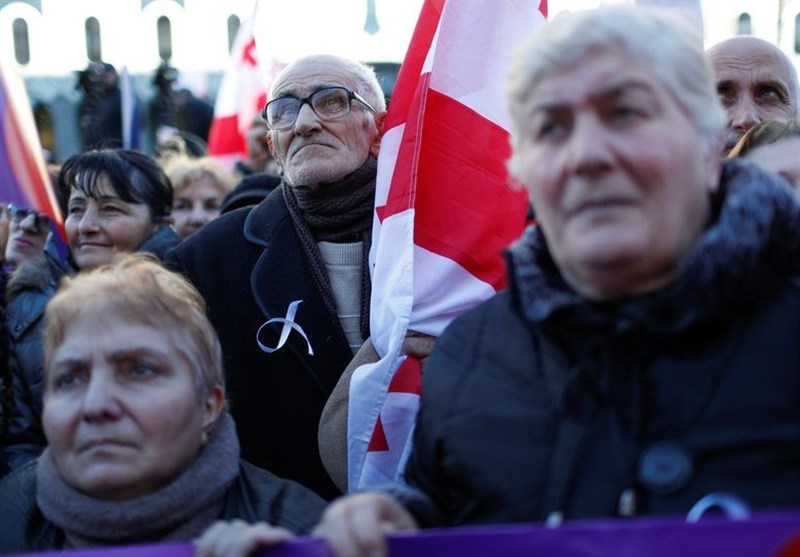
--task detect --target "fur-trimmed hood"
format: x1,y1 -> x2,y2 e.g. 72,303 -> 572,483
507,158 -> 800,336
6,254 -> 56,304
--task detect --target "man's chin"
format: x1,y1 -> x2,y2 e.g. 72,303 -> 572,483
724,131 -> 744,156
285,165 -> 354,188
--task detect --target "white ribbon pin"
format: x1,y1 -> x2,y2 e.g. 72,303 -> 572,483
256,300 -> 314,356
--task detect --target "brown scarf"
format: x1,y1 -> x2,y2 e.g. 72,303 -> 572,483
36,412 -> 240,548
282,155 -> 376,340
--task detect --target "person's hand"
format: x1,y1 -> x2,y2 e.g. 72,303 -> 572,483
194,519 -> 293,557
313,492 -> 418,557
401,332 -> 436,371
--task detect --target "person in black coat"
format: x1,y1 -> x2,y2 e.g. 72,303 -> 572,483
313,7 -> 800,556
165,54 -> 387,501
0,254 -> 325,554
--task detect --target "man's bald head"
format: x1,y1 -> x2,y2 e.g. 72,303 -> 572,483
707,36 -> 799,154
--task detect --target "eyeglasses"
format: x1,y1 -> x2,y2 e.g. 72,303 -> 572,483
262,86 -> 376,131
7,204 -> 51,231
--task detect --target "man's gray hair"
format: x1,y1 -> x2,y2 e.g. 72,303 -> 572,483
506,5 -> 726,177
270,54 -> 386,112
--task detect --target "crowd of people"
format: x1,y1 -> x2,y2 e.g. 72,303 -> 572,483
1,5 -> 799,557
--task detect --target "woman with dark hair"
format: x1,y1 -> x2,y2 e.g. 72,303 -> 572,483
58,148 -> 179,267
3,149 -> 181,474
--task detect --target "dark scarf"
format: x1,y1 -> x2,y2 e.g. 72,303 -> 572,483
36,412 -> 239,548
507,158 -> 800,336
282,155 -> 377,339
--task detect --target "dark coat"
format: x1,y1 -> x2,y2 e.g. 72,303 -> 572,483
0,460 -> 326,553
3,256 -> 56,472
400,160 -> 800,526
165,188 -> 353,500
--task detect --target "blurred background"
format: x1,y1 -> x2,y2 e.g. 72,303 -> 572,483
0,0 -> 798,166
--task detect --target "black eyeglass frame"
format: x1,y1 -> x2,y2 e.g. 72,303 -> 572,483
262,86 -> 377,131
7,204 -> 52,231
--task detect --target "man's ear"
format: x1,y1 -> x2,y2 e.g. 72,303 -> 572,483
267,132 -> 277,159
369,111 -> 387,157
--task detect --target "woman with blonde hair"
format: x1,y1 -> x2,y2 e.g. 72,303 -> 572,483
162,155 -> 236,239
0,253 -> 324,553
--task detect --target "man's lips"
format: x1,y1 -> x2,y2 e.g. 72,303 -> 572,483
290,142 -> 333,156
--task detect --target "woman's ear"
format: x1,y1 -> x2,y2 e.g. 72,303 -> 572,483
202,385 -> 225,435
158,215 -> 175,227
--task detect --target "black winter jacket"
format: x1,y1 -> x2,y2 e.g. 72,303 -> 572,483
0,460 -> 325,554
3,255 -> 55,472
165,188 -> 354,500
400,160 -> 800,526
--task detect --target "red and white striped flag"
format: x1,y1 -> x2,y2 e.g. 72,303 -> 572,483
347,0 -> 544,490
207,6 -> 281,168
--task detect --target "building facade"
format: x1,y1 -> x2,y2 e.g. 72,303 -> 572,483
1,0 -> 799,163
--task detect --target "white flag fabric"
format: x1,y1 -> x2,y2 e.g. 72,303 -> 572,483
348,0 -> 545,491
120,66 -> 139,150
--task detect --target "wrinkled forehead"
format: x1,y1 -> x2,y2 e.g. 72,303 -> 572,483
271,57 -> 358,97
526,48 -> 662,109
710,45 -> 793,86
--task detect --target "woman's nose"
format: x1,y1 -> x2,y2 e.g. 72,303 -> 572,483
78,208 -> 101,232
81,373 -> 123,421
565,115 -> 614,177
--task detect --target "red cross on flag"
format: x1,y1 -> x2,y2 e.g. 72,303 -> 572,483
208,7 -> 281,167
347,0 -> 545,490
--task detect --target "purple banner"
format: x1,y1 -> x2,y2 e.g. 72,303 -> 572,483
7,513 -> 800,557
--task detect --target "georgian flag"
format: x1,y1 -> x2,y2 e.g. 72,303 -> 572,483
207,7 -> 280,168
348,0 -> 544,490
0,58 -> 65,242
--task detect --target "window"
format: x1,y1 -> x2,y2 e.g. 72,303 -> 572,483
12,18 -> 30,65
737,13 -> 752,36
33,102 -> 55,158
157,15 -> 172,61
227,15 -> 240,53
85,17 -> 102,61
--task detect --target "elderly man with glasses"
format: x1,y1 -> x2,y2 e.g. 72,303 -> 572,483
166,54 -> 386,501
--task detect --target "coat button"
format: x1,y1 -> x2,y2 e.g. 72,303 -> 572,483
637,441 -> 693,495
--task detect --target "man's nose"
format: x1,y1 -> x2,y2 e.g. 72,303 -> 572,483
293,102 -> 322,134
728,94 -> 761,133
